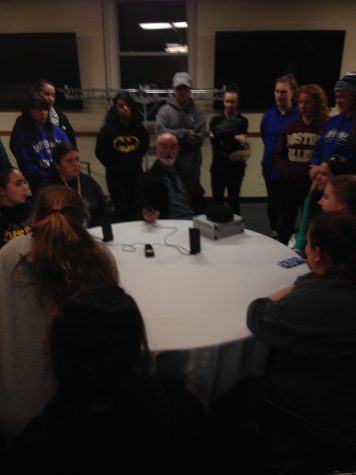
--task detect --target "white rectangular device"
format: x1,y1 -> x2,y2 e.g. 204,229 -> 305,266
193,214 -> 245,240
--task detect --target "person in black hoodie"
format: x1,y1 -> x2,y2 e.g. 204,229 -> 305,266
0,166 -> 31,248
10,286 -> 206,474
95,92 -> 149,222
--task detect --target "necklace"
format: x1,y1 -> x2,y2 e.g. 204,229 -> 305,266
60,175 -> 81,196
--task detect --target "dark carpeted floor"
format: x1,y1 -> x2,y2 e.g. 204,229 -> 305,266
240,200 -> 270,237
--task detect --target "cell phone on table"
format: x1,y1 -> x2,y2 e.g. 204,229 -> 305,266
278,256 -> 305,268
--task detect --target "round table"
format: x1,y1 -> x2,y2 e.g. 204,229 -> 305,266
90,220 -> 309,406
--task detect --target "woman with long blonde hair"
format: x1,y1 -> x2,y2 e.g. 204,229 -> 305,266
0,185 -> 118,443
29,185 -> 118,316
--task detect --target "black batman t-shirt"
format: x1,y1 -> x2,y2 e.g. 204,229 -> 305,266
0,201 -> 31,248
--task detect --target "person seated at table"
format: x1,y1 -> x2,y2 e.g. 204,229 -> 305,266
133,132 -> 205,222
0,166 -> 31,248
0,185 -> 119,444
293,155 -> 351,255
37,142 -> 110,228
247,212 -> 356,472
318,174 -> 356,215
10,285 -> 206,473
9,94 -> 70,193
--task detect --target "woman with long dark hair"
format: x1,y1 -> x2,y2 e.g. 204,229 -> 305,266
12,286 -> 166,472
0,185 -> 119,442
95,92 -> 149,222
0,166 -> 31,248
11,285 -> 206,473
31,78 -> 76,146
10,94 -> 70,193
248,212 -> 356,471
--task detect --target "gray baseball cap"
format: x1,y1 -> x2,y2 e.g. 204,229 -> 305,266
172,72 -> 192,88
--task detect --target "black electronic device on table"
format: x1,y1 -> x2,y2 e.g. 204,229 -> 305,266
189,227 -> 201,255
102,221 -> 114,242
145,243 -> 155,258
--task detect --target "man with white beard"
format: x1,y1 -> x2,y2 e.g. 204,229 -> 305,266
133,132 -> 205,222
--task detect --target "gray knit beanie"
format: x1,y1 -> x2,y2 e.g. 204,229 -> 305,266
334,71 -> 356,96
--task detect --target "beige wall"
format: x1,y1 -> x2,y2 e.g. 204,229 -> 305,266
0,0 -> 110,189
1,0 -> 355,196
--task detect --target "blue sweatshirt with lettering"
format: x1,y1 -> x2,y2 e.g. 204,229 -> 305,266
260,106 -> 299,180
10,125 -> 69,192
311,113 -> 356,170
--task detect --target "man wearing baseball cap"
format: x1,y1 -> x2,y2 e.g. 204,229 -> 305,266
155,72 -> 206,181
311,71 -> 356,173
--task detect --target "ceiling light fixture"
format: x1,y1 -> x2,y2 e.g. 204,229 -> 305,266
172,22 -> 187,28
139,21 -> 188,31
139,23 -> 172,30
165,43 -> 188,53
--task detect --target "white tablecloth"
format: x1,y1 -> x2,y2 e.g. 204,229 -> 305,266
90,220 -> 308,407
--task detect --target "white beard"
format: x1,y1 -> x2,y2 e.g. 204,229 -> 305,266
158,154 -> 177,168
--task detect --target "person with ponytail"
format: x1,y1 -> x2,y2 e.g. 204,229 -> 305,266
0,185 -> 119,443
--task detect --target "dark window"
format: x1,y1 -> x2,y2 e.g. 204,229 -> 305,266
118,1 -> 188,88
0,33 -> 82,110
214,30 -> 345,111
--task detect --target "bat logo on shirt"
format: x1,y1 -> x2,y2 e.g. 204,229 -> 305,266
113,136 -> 139,153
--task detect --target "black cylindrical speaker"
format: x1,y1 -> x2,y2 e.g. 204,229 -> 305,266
102,221 -> 114,242
189,227 -> 201,255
